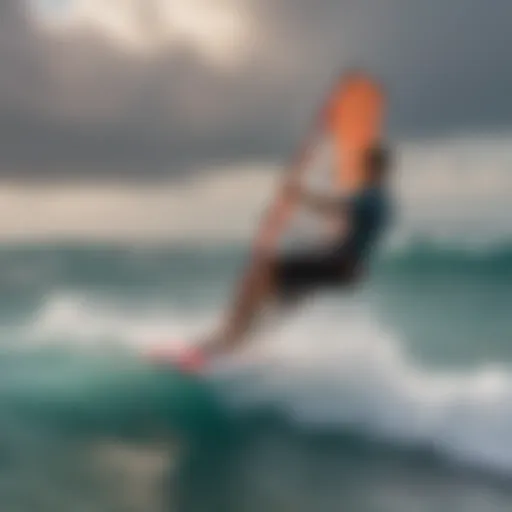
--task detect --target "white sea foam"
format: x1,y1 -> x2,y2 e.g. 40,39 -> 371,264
223,301 -> 512,475
17,290 -> 512,476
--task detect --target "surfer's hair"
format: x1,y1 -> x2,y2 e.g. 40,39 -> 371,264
366,145 -> 390,182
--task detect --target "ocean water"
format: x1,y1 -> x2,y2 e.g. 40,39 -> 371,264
1,239 -> 512,511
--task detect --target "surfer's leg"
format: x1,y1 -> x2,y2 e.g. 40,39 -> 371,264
209,251 -> 360,354
211,256 -> 277,352
217,252 -> 337,348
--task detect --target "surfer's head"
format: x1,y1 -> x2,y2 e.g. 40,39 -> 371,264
365,145 -> 390,184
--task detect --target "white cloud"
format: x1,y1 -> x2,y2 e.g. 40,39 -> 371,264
0,163 -> 276,242
0,134 -> 511,243
39,0 -> 252,65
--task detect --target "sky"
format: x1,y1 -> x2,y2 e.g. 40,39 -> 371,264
1,0 -> 512,240
4,0 -> 512,179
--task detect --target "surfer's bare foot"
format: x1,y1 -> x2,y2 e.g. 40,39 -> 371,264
146,344 -> 209,373
173,345 -> 208,372
146,331 -> 229,373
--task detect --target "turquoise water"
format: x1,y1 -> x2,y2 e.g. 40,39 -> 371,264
1,242 -> 512,511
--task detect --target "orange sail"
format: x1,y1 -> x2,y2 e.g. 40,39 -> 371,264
326,72 -> 386,191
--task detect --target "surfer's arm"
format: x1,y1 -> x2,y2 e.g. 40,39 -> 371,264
299,190 -> 347,217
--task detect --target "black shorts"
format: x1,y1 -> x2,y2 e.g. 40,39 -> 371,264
273,248 -> 361,301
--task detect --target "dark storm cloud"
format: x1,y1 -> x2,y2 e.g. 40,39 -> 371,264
1,0 -> 512,179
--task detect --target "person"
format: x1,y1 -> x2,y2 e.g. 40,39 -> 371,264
170,143 -> 392,371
